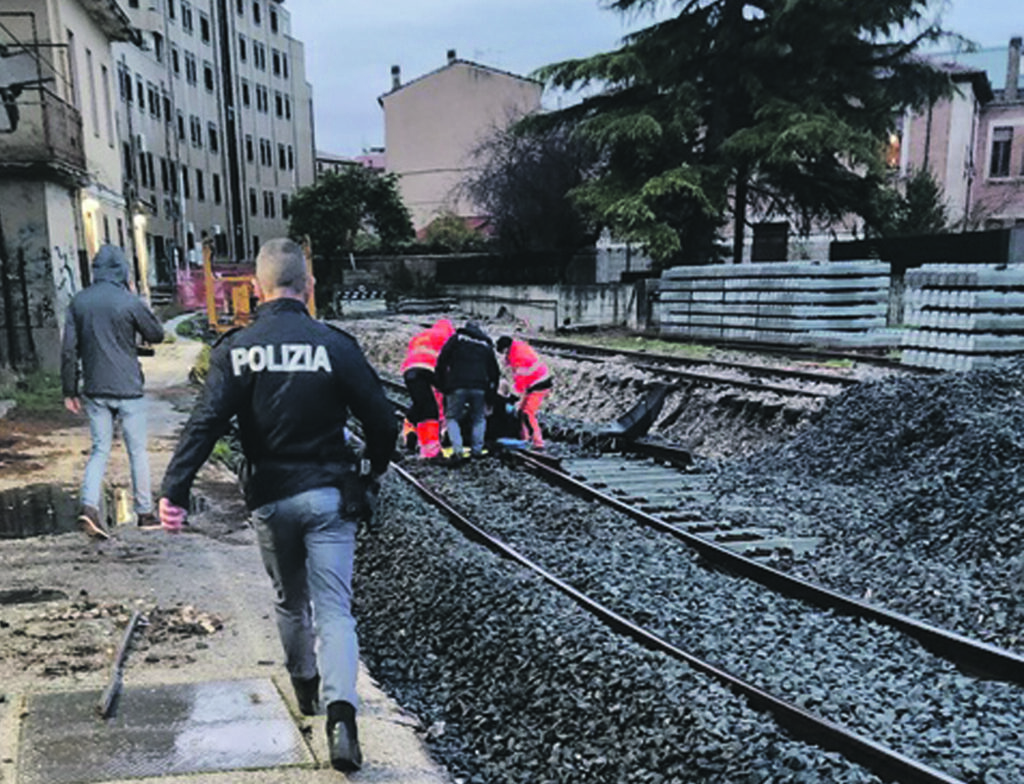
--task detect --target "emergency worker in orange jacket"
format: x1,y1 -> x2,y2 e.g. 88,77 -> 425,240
496,335 -> 552,449
400,319 -> 455,458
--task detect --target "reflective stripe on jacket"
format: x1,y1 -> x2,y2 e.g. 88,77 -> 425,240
507,340 -> 550,395
400,327 -> 448,373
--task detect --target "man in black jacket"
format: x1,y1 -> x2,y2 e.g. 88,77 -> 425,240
61,244 -> 165,538
435,320 -> 499,462
159,238 -> 397,772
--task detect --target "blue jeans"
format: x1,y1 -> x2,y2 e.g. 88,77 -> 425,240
445,388 -> 487,455
251,486 -> 359,709
81,395 -> 153,514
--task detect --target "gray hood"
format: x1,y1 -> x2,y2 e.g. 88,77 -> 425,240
91,244 -> 130,287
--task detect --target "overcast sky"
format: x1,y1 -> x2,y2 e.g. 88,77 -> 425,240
288,0 -> 1023,157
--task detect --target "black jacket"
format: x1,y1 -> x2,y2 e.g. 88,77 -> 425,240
435,323 -> 500,395
60,245 -> 164,398
161,298 -> 398,510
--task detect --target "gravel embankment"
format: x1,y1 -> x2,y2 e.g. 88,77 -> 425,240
356,477 -> 884,784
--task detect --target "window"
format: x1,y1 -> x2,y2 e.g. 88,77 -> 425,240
272,49 -> 281,76
249,187 -> 258,215
284,95 -> 291,119
160,157 -> 169,191
281,193 -> 289,217
281,53 -> 289,79
182,167 -> 191,200
278,142 -> 286,169
136,75 -> 145,109
100,65 -> 114,145
169,162 -> 178,194
208,122 -> 219,152
991,127 -> 1013,178
147,82 -> 159,118
287,144 -> 294,170
238,34 -> 247,62
181,2 -> 193,34
122,142 -> 134,180
184,52 -> 197,84
176,110 -> 185,140
168,0 -> 176,19
252,2 -> 261,25
213,173 -> 222,204
162,93 -> 171,122
203,62 -> 214,91
274,90 -> 282,117
190,115 -> 203,147
171,45 -> 180,75
241,79 -> 251,106
199,13 -> 211,43
196,170 -> 205,201
254,42 -> 266,71
256,84 -> 268,112
153,32 -> 164,62
245,133 -> 254,162
270,8 -> 278,33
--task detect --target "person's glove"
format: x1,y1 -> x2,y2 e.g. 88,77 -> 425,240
159,497 -> 187,532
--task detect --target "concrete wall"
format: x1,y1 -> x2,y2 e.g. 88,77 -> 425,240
443,282 -> 642,332
0,181 -> 80,371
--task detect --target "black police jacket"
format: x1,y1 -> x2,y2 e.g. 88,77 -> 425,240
161,298 -> 397,510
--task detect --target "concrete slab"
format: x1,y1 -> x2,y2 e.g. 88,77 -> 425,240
17,679 -> 311,784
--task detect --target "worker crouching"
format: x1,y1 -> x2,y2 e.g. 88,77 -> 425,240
496,335 -> 552,450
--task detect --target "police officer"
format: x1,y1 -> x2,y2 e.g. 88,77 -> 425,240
158,238 -> 397,773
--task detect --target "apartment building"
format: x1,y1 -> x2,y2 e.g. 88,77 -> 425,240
901,37 -> 1024,230
0,0 -> 138,369
380,50 -> 542,232
115,0 -> 315,284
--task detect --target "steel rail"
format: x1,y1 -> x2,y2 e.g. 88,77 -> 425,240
393,462 -> 965,784
528,336 -> 862,386
510,451 -> 1024,686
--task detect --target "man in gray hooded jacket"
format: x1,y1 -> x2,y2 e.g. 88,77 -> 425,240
61,244 -> 165,538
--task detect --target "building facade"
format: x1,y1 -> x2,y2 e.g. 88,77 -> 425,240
114,0 -> 315,286
0,0 -> 138,369
379,50 -> 542,232
901,37 -> 1024,231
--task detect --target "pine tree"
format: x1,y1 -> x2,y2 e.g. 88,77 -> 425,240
534,0 -> 953,266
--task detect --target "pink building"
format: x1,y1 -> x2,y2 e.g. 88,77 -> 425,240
901,37 -> 1024,230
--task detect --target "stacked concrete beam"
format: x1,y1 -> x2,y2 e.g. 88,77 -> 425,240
653,261 -> 893,348
902,264 -> 1024,371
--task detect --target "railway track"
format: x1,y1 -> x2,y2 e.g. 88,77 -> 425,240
389,455 -> 1024,783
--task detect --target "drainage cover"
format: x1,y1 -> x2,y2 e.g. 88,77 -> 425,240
17,678 -> 311,784
0,484 -> 77,539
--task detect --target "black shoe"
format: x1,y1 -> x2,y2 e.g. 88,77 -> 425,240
326,701 -> 362,772
136,512 -> 161,530
78,505 -> 110,540
291,673 -> 320,716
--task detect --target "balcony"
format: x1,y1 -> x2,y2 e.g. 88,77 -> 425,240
0,87 -> 86,177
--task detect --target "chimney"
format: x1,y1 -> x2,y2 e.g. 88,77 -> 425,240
1007,36 -> 1022,101
390,65 -> 401,91
447,49 -> 457,65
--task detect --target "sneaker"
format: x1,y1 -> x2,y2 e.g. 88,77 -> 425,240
291,673 -> 320,716
326,701 -> 362,772
136,512 -> 161,530
78,505 -> 110,540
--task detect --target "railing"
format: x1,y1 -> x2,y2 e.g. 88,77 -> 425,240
0,86 -> 86,172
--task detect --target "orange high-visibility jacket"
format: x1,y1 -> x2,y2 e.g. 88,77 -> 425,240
401,322 -> 454,374
506,339 -> 550,395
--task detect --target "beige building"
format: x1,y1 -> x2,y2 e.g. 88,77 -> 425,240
114,0 -> 315,284
0,0 -> 139,369
380,50 -> 542,232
